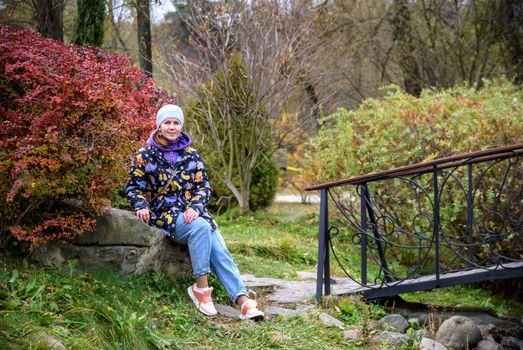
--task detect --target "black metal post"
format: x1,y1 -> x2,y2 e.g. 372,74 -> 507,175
433,165 -> 440,283
467,164 -> 474,266
324,214 -> 331,296
360,184 -> 368,285
316,188 -> 329,302
365,185 -> 393,282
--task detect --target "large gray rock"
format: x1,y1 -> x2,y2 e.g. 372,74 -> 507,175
436,316 -> 482,350
33,208 -> 191,278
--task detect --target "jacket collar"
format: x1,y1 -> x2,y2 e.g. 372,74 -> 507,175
147,144 -> 190,169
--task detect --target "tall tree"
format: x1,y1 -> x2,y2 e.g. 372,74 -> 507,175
389,0 -> 422,96
136,0 -> 152,77
188,54 -> 278,213
496,0 -> 523,84
33,0 -> 64,42
72,0 -> 105,47
106,0 -> 130,55
310,0 -> 516,108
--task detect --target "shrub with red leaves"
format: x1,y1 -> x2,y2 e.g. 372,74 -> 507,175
0,25 -> 167,248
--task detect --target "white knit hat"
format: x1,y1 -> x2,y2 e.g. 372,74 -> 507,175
156,104 -> 184,128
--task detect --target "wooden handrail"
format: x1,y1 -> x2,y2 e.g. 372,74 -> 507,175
305,143 -> 523,191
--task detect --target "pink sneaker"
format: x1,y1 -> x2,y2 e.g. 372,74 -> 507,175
187,284 -> 217,316
240,299 -> 265,321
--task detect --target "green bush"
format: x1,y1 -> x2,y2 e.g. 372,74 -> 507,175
249,149 -> 279,211
306,79 -> 522,277
307,79 -> 522,181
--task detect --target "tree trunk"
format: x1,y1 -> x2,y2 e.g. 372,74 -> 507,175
238,189 -> 250,214
498,0 -> 523,84
222,172 -> 252,214
137,0 -> 153,77
72,0 -> 105,47
33,0 -> 64,42
222,176 -> 249,214
304,78 -> 320,132
390,0 -> 422,96
107,0 -> 131,55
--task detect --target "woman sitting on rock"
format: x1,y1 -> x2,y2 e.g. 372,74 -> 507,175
126,104 -> 264,320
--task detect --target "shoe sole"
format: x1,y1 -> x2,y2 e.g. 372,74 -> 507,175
187,286 -> 217,316
239,313 -> 265,321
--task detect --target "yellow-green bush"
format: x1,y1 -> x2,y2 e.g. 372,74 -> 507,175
306,79 -> 522,277
307,79 -> 522,182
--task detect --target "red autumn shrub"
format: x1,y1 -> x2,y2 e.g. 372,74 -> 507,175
0,25 -> 167,248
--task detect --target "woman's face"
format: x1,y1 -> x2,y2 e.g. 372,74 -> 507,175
159,118 -> 182,142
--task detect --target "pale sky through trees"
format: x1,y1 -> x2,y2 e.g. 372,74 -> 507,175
151,1 -> 175,23
109,0 -> 175,24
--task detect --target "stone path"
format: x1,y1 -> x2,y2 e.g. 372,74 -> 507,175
214,272 -> 362,319
241,272 -> 361,304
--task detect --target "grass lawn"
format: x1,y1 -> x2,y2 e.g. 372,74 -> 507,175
0,202 -> 521,349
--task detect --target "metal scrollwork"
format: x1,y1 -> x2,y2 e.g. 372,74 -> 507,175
312,146 -> 523,300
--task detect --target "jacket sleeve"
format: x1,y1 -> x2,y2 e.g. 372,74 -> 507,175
187,152 -> 211,215
125,149 -> 150,211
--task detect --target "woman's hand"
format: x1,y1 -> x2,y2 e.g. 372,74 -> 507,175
183,208 -> 199,224
136,208 -> 150,223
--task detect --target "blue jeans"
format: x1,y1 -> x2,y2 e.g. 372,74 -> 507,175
171,214 -> 248,302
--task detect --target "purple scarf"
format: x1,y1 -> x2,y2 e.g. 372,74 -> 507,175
147,131 -> 192,165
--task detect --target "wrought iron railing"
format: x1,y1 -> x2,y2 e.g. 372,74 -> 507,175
306,144 -> 523,300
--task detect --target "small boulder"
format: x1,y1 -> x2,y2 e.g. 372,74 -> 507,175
318,312 -> 344,329
265,305 -> 298,318
420,337 -> 447,350
477,340 -> 503,350
435,316 -> 482,350
376,314 -> 409,333
413,329 -> 432,340
342,328 -> 362,340
215,304 -> 240,318
295,304 -> 315,314
371,331 -> 409,347
34,332 -> 67,350
265,304 -> 315,318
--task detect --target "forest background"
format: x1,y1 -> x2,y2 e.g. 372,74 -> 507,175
2,0 -> 522,214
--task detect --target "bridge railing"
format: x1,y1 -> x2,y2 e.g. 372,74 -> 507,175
306,144 -> 523,300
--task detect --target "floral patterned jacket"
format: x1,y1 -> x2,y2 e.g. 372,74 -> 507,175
125,144 -> 216,234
